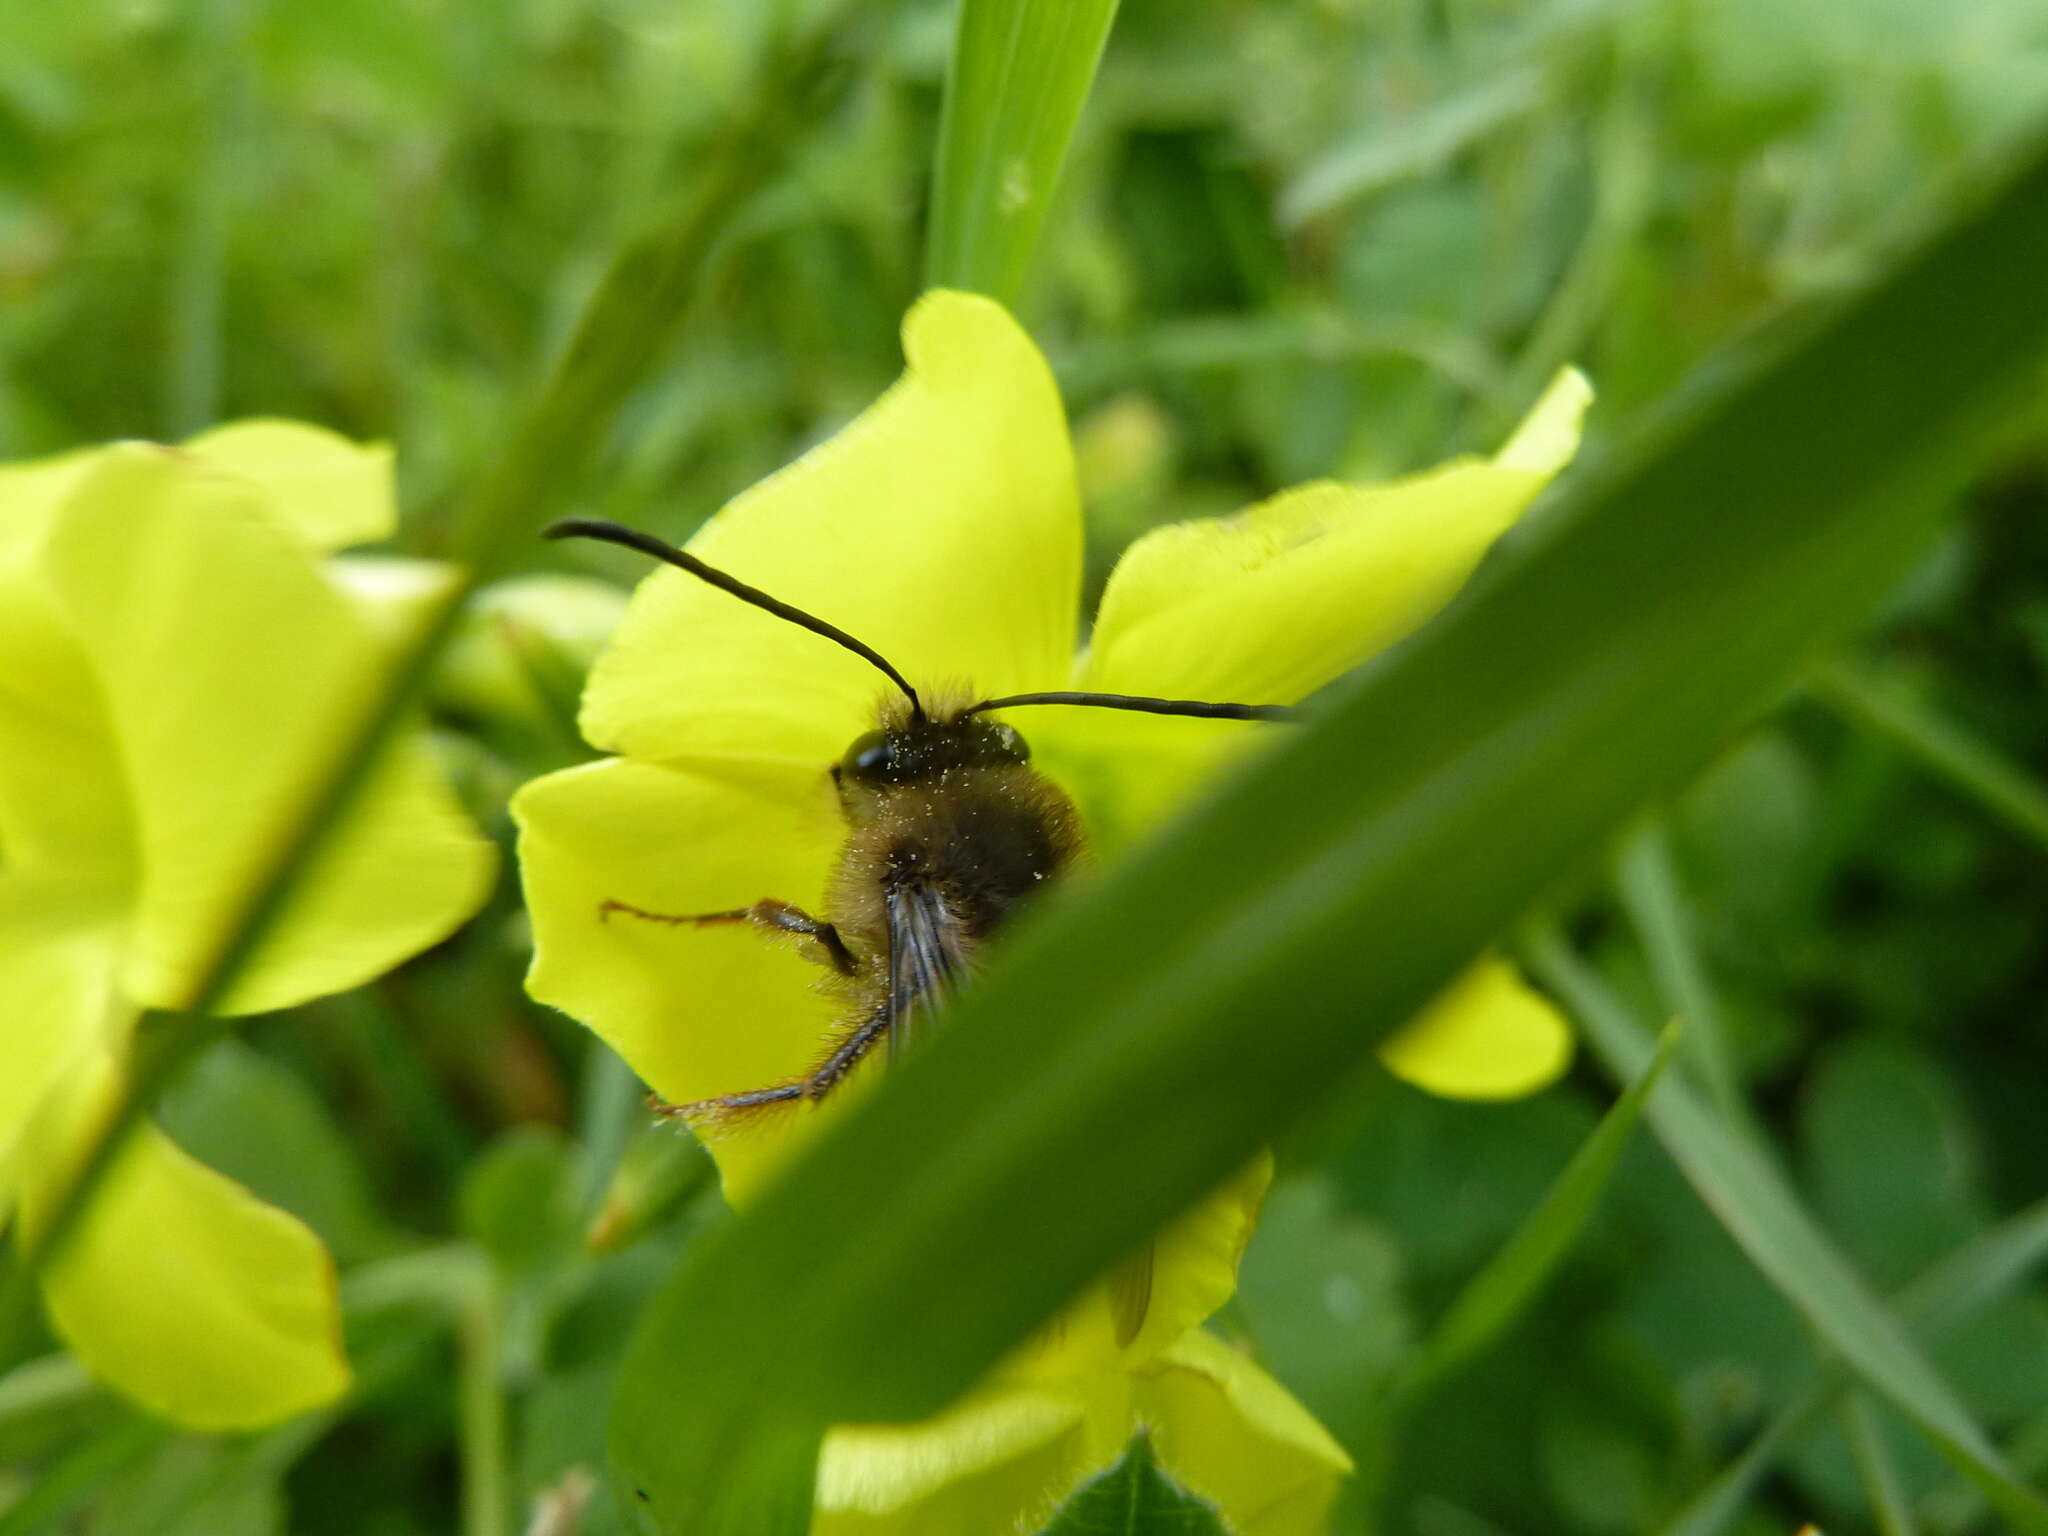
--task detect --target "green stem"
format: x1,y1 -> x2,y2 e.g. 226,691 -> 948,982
1612,821 -> 1749,1131
1808,656 -> 2048,855
459,1269 -> 509,1536
164,0 -> 245,437
1845,1391 -> 1918,1536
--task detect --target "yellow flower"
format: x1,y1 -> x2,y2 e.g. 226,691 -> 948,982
513,291 -> 1588,1530
516,292 -> 1586,1193
818,1328 -> 1351,1536
0,421 -> 495,1429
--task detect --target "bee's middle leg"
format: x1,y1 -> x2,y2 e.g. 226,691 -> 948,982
599,896 -> 857,976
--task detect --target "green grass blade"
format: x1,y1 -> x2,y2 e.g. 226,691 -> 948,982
1613,823 -> 1747,1127
1809,656 -> 2048,855
1659,1191 -> 2048,1536
1845,1392 -> 1919,1536
611,126 -> 2048,1532
925,0 -> 1121,301
1527,927 -> 2048,1531
1392,1022 -> 1680,1405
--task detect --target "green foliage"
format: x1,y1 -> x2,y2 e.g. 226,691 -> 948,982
6,2 -> 2048,1534
1531,929 -> 2048,1527
1392,1024 -> 1681,1406
609,120 -> 2048,1529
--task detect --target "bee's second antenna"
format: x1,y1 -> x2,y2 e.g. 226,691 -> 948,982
545,517 -> 923,718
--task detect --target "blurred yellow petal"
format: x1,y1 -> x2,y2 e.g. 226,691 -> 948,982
19,1052 -> 348,1430
325,555 -> 463,655
816,1377 -> 1124,1536
0,452 -> 134,880
1379,954 -> 1573,1100
1080,367 -> 1593,706
1493,367 -> 1595,475
1136,1330 -> 1352,1536
513,755 -> 846,1202
582,290 -> 1080,768
0,875 -> 127,1172
40,446 -> 493,1014
1019,1155 -> 1273,1379
181,419 -> 396,550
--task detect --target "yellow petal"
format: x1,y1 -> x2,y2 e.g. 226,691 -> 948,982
1026,706 -> 1269,863
19,1051 -> 349,1429
1493,367 -> 1595,475
1079,366 -> 1593,706
1016,1155 -> 1273,1379
582,291 -> 1080,768
1136,1329 -> 1352,1536
0,874 -> 127,1173
180,419 -> 396,550
512,755 -> 847,1203
325,555 -> 464,656
816,1377 -> 1124,1536
40,445 -> 494,1014
1379,954 -> 1573,1100
0,451 -> 134,880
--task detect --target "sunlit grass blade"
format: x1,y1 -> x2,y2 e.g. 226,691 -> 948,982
1527,926 -> 2048,1531
926,0 -> 1121,301
1389,1022 -> 1680,1406
0,0 -> 862,1367
1809,656 -> 2048,855
611,126 -> 2048,1533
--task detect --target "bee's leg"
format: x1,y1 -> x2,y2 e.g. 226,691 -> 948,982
654,999 -> 893,1125
599,897 -> 857,976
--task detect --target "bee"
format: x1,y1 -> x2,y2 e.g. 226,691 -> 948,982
545,517 -> 1293,1128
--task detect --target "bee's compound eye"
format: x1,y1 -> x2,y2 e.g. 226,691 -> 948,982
989,723 -> 1030,762
843,730 -> 895,782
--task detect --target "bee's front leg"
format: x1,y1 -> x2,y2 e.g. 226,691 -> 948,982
598,896 -> 858,976
651,996 -> 894,1128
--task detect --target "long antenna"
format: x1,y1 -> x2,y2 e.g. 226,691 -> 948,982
545,517 -> 923,718
966,691 -> 1297,723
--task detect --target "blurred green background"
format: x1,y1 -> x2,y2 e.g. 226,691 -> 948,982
5,0 -> 2048,1532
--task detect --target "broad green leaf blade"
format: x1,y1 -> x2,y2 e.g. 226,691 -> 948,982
1035,1435 -> 1228,1536
1392,1022 -> 1680,1404
1528,928 -> 2048,1531
926,0 -> 1121,301
613,128 -> 2048,1532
